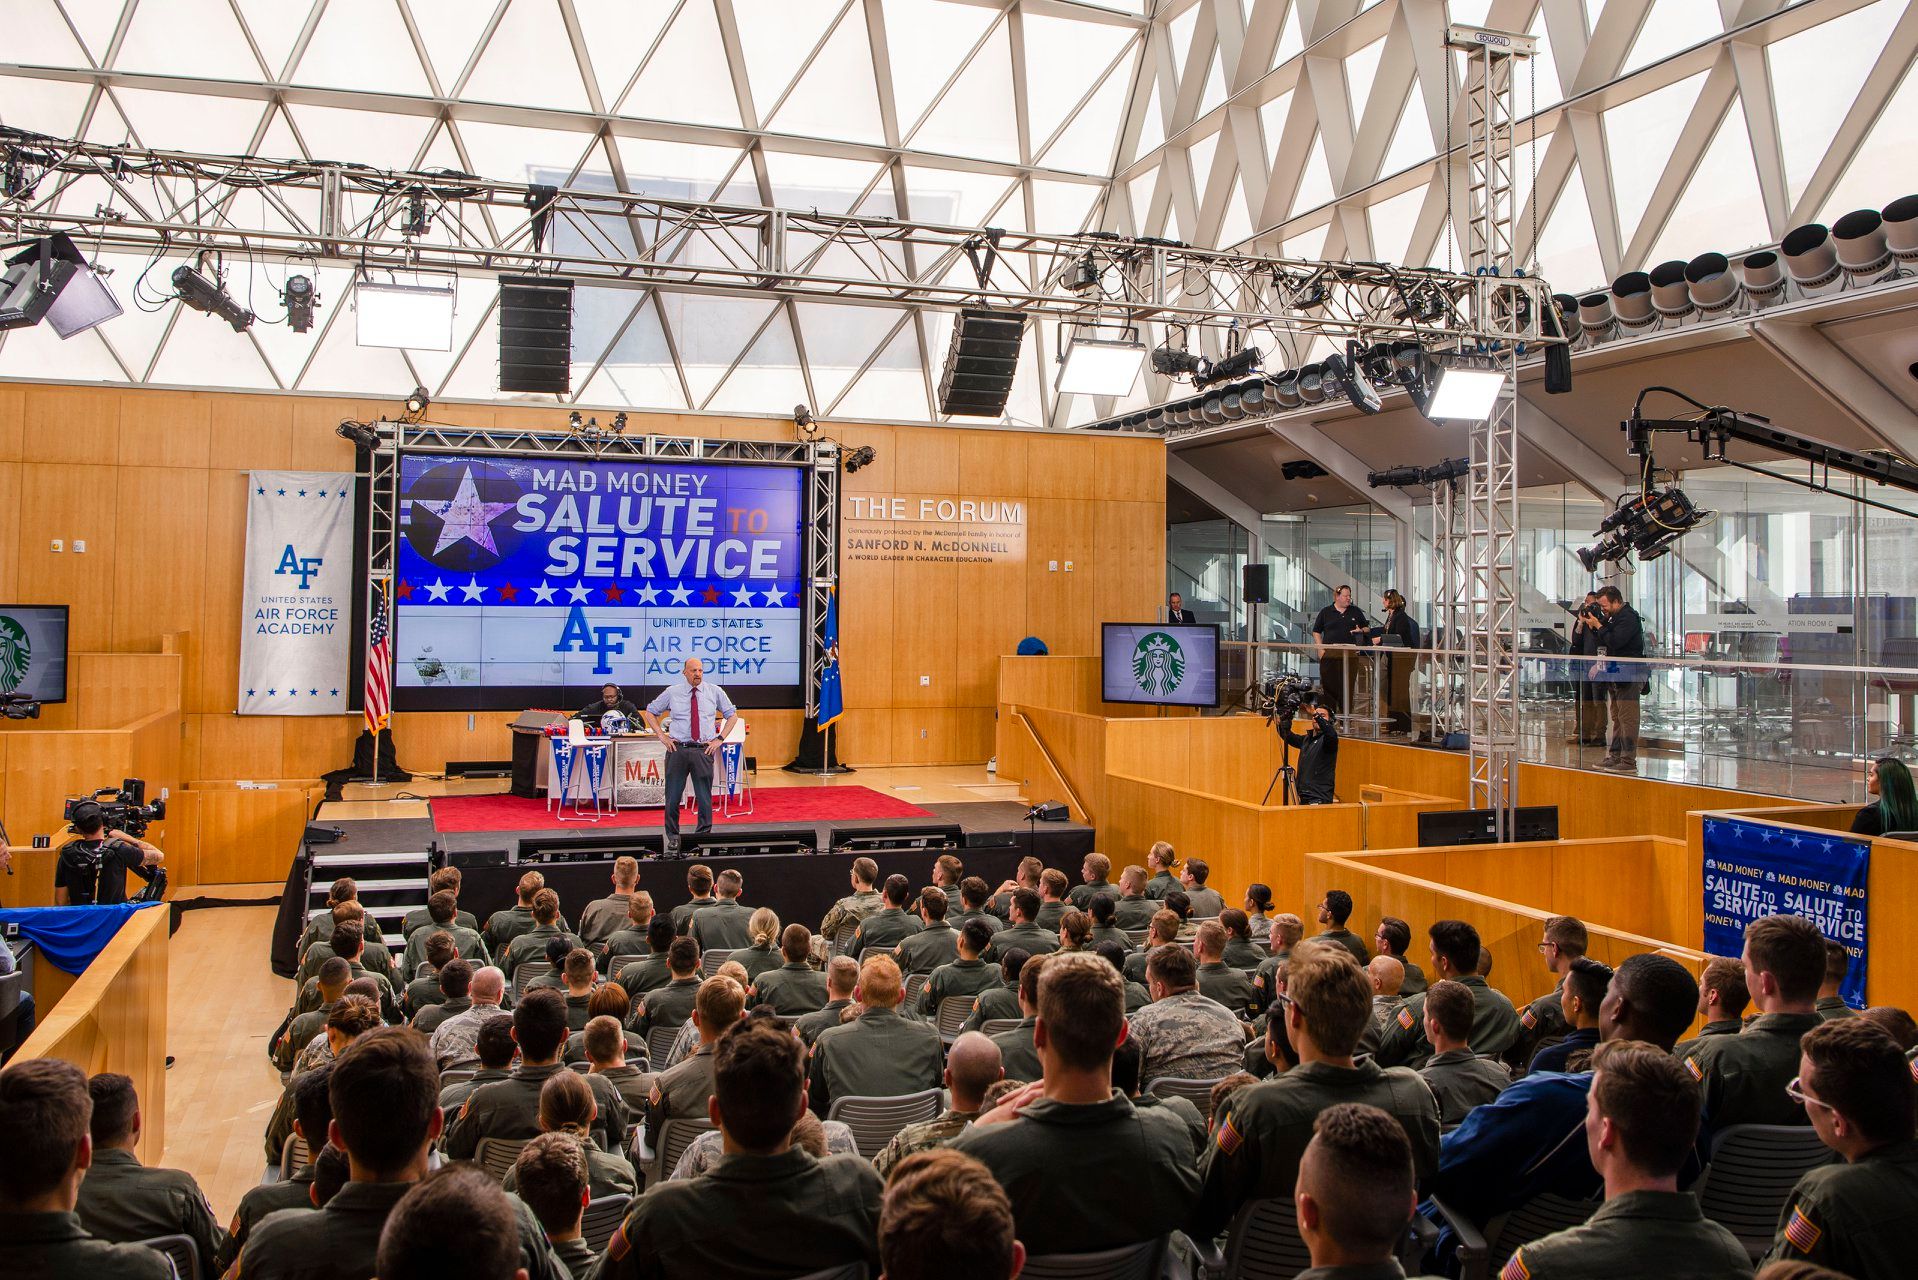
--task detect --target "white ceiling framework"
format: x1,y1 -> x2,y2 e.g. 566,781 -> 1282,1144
0,0 -> 1913,434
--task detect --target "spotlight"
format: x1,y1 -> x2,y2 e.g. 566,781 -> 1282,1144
1680,253 -> 1739,314
1577,291 -> 1616,337
1151,344 -> 1205,378
1780,222 -> 1842,294
1386,341 -> 1437,414
610,412 -> 627,434
1423,456 -> 1471,485
568,411 -> 585,430
1281,460 -> 1328,481
0,233 -> 121,339
1739,250 -> 1786,308
282,273 -> 317,333
172,263 -> 253,332
843,445 -> 877,473
1268,372 -> 1302,410
1238,380 -> 1269,415
1295,363 -> 1326,405
1610,271 -> 1655,329
794,403 -> 819,438
1063,254 -> 1102,295
355,273 -> 456,350
1199,344 -> 1262,387
1368,465 -> 1426,489
401,188 -> 432,238
1200,394 -> 1229,426
1551,294 -> 1583,343
1426,363 -> 1507,421
336,420 -> 379,449
1648,260 -> 1693,320
1057,327 -> 1146,396
1832,208 -> 1892,282
1324,348 -> 1382,414
1884,195 -> 1918,263
403,385 -> 430,419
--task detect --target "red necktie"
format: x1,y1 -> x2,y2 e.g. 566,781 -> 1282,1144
689,687 -> 699,743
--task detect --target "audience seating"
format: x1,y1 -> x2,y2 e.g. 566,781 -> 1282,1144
1021,1236 -> 1168,1280
474,1136 -> 531,1184
934,996 -> 974,1044
903,972 -> 930,1008
978,1018 -> 1022,1037
279,1133 -> 310,1179
830,922 -> 859,957
581,1194 -> 632,1252
645,1024 -> 681,1068
1695,1124 -> 1838,1261
1147,1075 -> 1225,1123
138,1233 -> 200,1280
1122,929 -> 1149,946
439,1066 -> 478,1087
1430,1192 -> 1602,1280
699,949 -> 734,978
825,1088 -> 944,1159
1193,1197 -> 1312,1279
641,1117 -> 716,1185
512,961 -> 553,1000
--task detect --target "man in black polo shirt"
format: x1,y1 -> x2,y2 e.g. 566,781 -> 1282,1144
53,802 -> 162,906
1312,584 -> 1369,714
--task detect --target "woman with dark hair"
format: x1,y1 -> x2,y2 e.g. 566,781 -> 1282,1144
1372,588 -> 1420,735
1850,757 -> 1918,836
1243,883 -> 1273,922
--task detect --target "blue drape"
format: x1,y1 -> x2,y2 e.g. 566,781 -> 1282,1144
0,901 -> 161,975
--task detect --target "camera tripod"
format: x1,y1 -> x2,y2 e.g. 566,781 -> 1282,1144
1262,716 -> 1298,806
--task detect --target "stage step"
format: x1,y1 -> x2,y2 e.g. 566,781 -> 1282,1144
306,847 -> 434,954
313,850 -> 430,869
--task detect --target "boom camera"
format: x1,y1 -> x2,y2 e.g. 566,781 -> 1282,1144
65,778 -> 167,839
0,692 -> 40,720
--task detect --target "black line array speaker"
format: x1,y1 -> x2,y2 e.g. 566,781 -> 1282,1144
1243,563 -> 1271,604
498,274 -> 574,394
937,308 -> 1023,416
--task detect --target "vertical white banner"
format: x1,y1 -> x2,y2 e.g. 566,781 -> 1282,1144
238,471 -> 356,716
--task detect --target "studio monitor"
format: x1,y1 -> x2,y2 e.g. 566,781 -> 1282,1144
937,308 -> 1023,417
1243,563 -> 1271,604
498,274 -> 574,394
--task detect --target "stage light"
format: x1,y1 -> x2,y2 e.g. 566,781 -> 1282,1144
568,410 -> 585,430
403,385 -> 430,419
1884,195 -> 1918,262
1199,344 -> 1262,387
336,420 -> 379,449
1323,351 -> 1382,414
0,234 -> 123,339
1780,222 -> 1842,294
172,264 -> 254,332
843,445 -> 877,473
1423,456 -> 1470,485
1551,294 -> 1583,343
1426,364 -> 1506,421
1385,341 -> 1437,415
610,412 -> 628,434
401,189 -> 432,238
355,273 -> 456,350
282,273 -> 317,333
1648,260 -> 1693,320
1238,380 -> 1269,415
1680,253 -> 1739,314
1295,363 -> 1326,405
1268,372 -> 1302,410
1057,329 -> 1145,396
1200,394 -> 1229,426
1577,291 -> 1616,336
794,403 -> 819,439
1062,254 -> 1102,295
1151,342 -> 1205,378
1610,271 -> 1656,329
1368,465 -> 1426,489
1832,208 -> 1892,283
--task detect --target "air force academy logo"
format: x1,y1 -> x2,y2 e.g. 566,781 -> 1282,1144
555,606 -> 632,676
1132,630 -> 1186,697
275,545 -> 325,590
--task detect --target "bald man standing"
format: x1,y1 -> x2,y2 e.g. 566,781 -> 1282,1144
642,657 -> 739,855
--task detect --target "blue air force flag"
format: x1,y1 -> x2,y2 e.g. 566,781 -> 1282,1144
817,583 -> 844,728
239,471 -> 355,715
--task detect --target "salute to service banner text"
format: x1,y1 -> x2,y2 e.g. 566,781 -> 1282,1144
238,471 -> 357,716
1701,815 -> 1869,1008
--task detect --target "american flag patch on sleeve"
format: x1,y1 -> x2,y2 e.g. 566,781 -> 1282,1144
1909,1057 -> 1918,1083
1520,1006 -> 1537,1029
1683,1056 -> 1703,1080
1397,1006 -> 1416,1029
1215,1113 -> 1243,1156
1499,1247 -> 1531,1280
1783,1205 -> 1821,1253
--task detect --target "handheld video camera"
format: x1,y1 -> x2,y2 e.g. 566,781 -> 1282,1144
0,692 -> 40,720
1252,672 -> 1323,725
64,778 -> 168,839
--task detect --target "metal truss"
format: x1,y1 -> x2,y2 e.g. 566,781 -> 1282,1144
1427,474 -> 1467,741
350,418 -> 838,718
0,130 -> 1556,349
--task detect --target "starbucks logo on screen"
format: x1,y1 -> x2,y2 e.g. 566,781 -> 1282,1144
1131,631 -> 1186,697
0,616 -> 31,694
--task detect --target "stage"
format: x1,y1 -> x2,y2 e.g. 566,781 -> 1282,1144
271,785 -> 1094,973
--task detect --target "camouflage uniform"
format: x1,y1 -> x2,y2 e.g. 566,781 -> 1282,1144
819,888 -> 884,944
1128,990 -> 1246,1087
871,1108 -> 978,1181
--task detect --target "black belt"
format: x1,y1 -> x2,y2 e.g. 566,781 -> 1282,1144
672,740 -> 714,749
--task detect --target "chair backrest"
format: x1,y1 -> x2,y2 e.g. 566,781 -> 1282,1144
475,1136 -> 531,1184
787,1264 -> 867,1280
439,1067 -> 477,1087
699,948 -> 733,977
934,996 -> 974,1042
825,1088 -> 944,1159
1122,929 -> 1149,946
1020,1236 -> 1167,1280
580,1193 -> 632,1252
830,921 -> 860,957
646,1023 -> 682,1068
1147,1075 -> 1224,1123
903,972 -> 930,1007
280,1133 -> 311,1178
979,1018 -> 1022,1037
138,1234 -> 199,1280
513,960 -> 553,999
650,1117 -> 718,1184
1484,1193 -> 1602,1268
1697,1123 -> 1837,1261
1221,1197 -> 1313,1280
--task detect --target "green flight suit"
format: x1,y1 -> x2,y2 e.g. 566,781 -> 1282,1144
961,982 -> 1021,1033
443,1062 -> 625,1159
1418,1048 -> 1512,1125
439,1065 -> 512,1113
484,904 -> 538,954
597,1147 -> 882,1280
1672,1018 -> 1743,1060
1067,879 -> 1115,910
1198,960 -> 1260,1018
953,907 -> 1005,936
669,894 -> 716,936
1316,926 -> 1371,965
1507,978 -> 1570,1070
1034,900 -> 1067,932
631,975 -> 701,1040
238,1180 -> 563,1280
614,953 -> 673,1005
294,961 -> 398,1023
1144,870 -> 1178,899
732,941 -> 782,986
1114,893 -> 1159,929
400,922 -> 489,980
501,923 -> 571,982
1397,958 -> 1429,996
1815,994 -> 1857,1021
1089,923 -> 1136,953
402,904 -> 477,937
795,997 -> 854,1046
1508,1189 -> 1749,1279
295,913 -> 385,958
807,1006 -> 943,1116
1682,1011 -> 1823,1132
644,1042 -> 716,1146
1194,1059 -> 1441,1237
1185,886 -> 1227,918
74,1148 -> 226,1280
550,1234 -> 599,1280
403,969 -> 447,1019
1762,1137 -> 1918,1280
503,1142 -> 637,1200
894,920 -> 958,974
951,1092 -> 1200,1256
687,898 -> 754,951
599,929 -> 650,974
990,1016 -> 1041,1082
918,957 -> 1000,1018
751,961 -> 830,1016
220,1169 -> 314,1272
1221,936 -> 1265,970
577,892 -> 634,947
849,906 -> 922,956
1376,975 -> 1519,1069
273,999 -> 337,1073
412,993 -> 471,1035
0,1211 -> 169,1280
981,921 -> 1058,965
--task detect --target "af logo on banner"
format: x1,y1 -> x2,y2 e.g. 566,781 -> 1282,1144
239,471 -> 356,716
1701,816 -> 1870,1008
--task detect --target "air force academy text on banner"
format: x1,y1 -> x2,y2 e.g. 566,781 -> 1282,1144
238,471 -> 356,715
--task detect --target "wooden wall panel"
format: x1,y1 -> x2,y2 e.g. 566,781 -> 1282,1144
174,784 -> 325,887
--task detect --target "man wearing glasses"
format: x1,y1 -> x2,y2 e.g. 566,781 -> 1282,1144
1765,1019 -> 1918,1278
1507,915 -> 1588,1072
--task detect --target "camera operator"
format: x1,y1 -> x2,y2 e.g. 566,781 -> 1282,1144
1589,585 -> 1646,772
52,801 -> 163,907
1278,698 -> 1339,805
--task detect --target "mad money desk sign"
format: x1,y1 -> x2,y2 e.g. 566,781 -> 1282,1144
843,495 -> 1026,565
1701,816 -> 1869,1008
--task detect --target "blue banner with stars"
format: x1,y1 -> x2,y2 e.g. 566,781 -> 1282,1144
238,471 -> 356,716
392,453 -> 804,709
1701,815 -> 1869,1008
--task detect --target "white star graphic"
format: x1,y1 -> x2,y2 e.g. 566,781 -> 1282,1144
424,578 -> 451,602
667,583 -> 692,606
731,585 -> 756,607
420,467 -> 517,556
459,576 -> 486,602
760,585 -> 786,607
530,580 -> 557,604
635,583 -> 660,605
566,582 -> 592,604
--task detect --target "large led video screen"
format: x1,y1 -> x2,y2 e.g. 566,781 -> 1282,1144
393,453 -> 804,711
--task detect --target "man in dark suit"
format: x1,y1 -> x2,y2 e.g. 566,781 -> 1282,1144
1165,593 -> 1196,625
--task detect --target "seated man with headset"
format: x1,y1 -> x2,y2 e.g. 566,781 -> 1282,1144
52,801 -> 164,906
576,682 -> 640,732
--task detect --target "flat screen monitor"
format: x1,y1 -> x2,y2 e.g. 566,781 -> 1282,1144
0,605 -> 69,704
1101,623 -> 1221,708
1417,805 -> 1560,847
391,451 -> 805,712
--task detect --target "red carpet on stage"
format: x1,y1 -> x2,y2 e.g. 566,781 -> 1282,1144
429,786 -> 937,833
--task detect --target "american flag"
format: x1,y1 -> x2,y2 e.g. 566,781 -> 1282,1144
365,580 -> 392,731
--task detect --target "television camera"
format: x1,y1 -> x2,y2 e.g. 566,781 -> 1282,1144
0,692 -> 39,720
65,778 -> 167,839
1249,672 -> 1323,725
